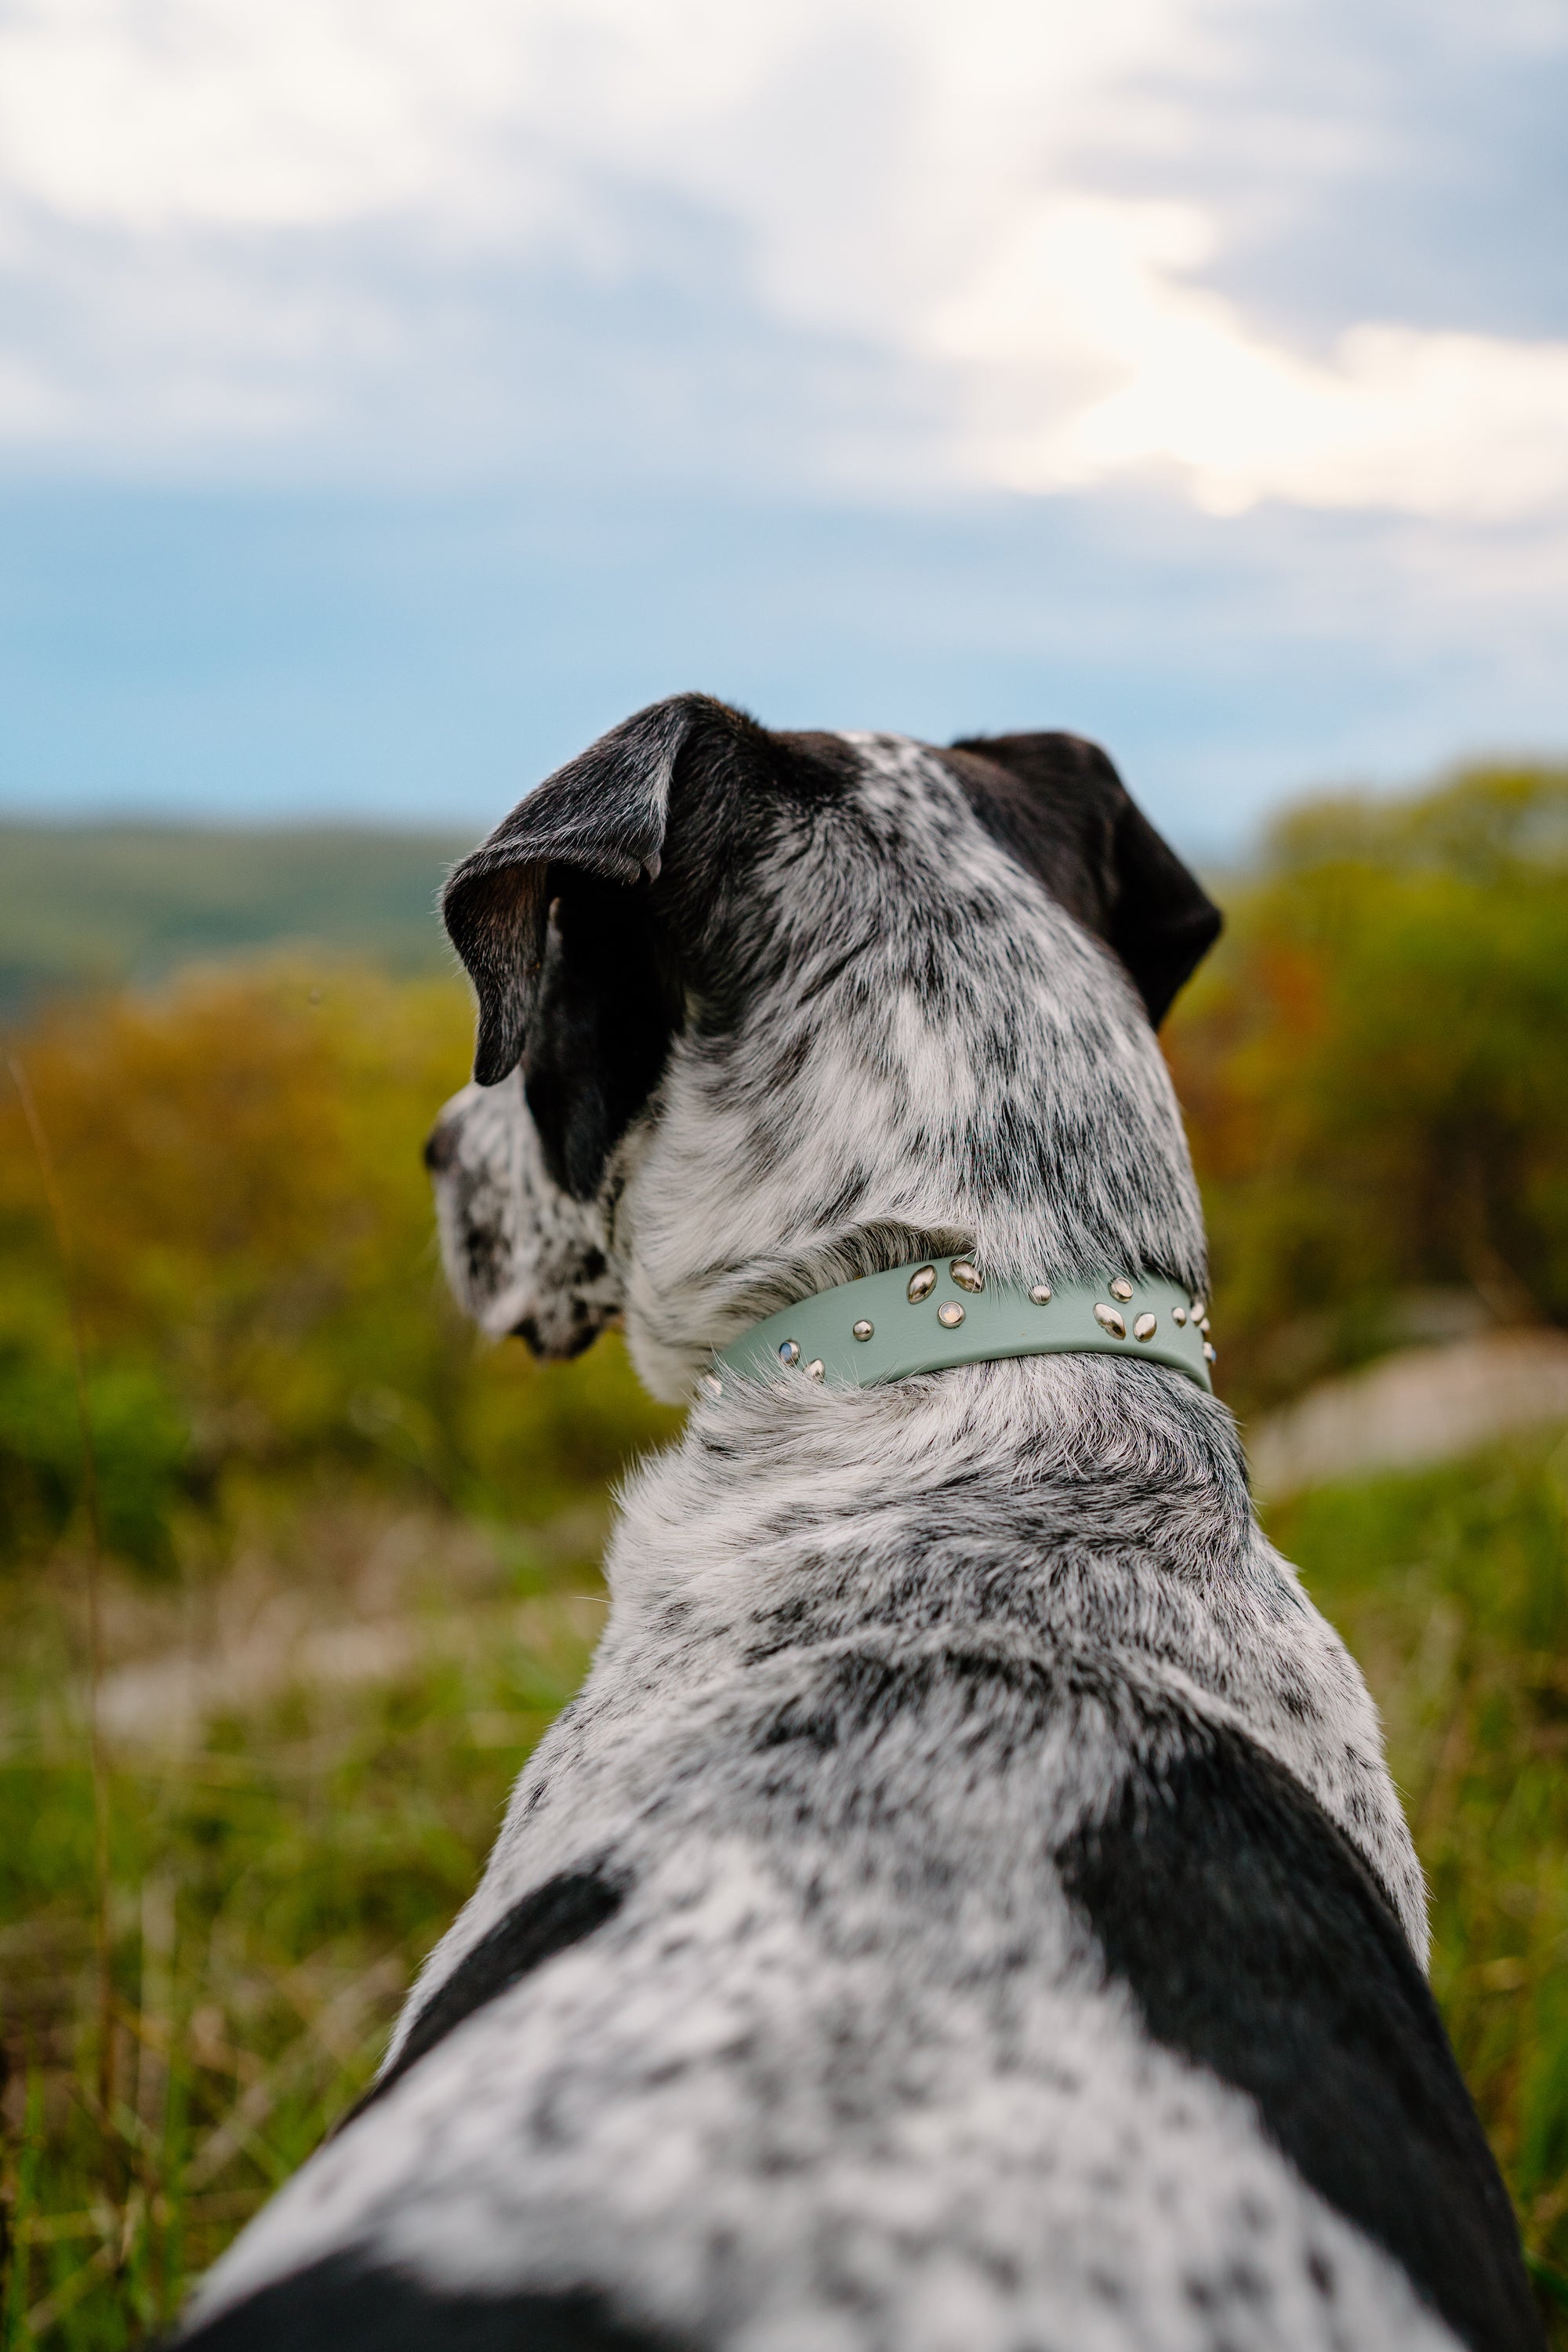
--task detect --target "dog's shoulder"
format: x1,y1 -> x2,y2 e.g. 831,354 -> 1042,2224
1065,1719 -> 1542,2352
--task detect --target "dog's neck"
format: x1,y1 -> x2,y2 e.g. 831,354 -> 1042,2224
603,1346 -> 1254,1686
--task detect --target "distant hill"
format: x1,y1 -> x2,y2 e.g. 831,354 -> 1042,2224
0,822 -> 475,1008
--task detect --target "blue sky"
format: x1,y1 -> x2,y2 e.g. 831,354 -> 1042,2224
0,0 -> 1565,852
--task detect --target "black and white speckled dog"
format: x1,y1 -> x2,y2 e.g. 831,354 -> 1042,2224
177,699 -> 1542,2352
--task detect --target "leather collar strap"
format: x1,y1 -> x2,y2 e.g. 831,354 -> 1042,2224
713,1259 -> 1214,1397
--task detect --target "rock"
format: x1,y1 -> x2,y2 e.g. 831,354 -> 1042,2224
1247,1329 -> 1568,1500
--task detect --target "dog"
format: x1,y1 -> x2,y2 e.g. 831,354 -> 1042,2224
175,697 -> 1541,2351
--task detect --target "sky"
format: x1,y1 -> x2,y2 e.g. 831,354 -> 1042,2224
1,0 -> 1565,851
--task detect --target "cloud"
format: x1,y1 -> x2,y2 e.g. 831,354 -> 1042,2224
0,0 -> 527,232
934,194 -> 1568,517
0,0 -> 1565,528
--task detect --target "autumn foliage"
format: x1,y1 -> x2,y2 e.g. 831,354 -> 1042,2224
1166,764 -> 1568,1415
0,964 -> 676,1570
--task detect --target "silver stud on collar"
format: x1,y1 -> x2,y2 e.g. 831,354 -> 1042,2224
907,1266 -> 937,1303
852,1319 -> 874,1341
1191,1295 -> 1207,1319
1171,1305 -> 1188,1325
806,1357 -> 826,1381
1094,1302 -> 1127,1338
1133,1312 -> 1157,1341
1203,1341 -> 1217,1364
949,1259 -> 984,1293
1029,1283 -> 1052,1305
778,1340 -> 800,1367
937,1301 -> 965,1329
1109,1277 -> 1134,1302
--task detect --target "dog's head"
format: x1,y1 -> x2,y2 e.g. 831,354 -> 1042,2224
427,695 -> 1221,1400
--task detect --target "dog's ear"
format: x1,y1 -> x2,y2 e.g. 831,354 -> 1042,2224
442,694 -> 727,1197
946,731 -> 1222,1025
444,695 -> 701,1087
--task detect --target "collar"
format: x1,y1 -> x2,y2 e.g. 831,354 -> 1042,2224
710,1259 -> 1214,1399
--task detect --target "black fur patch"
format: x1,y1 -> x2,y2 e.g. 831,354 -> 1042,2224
944,731 -> 1221,1025
340,1870 -> 622,2128
524,875 -> 682,1200
1059,1724 -> 1543,2352
173,2255 -> 685,2350
442,695 -> 711,1091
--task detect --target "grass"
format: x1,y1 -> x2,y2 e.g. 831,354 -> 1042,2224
0,1494 -> 605,2347
1268,1423 -> 1568,2326
2,1434 -> 1566,2344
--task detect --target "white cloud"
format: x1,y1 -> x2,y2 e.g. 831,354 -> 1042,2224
933,194 -> 1568,517
0,0 -> 522,230
0,0 -> 1566,522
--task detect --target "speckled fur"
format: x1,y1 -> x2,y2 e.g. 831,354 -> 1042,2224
180,717 -> 1479,2352
428,1065 -> 621,1352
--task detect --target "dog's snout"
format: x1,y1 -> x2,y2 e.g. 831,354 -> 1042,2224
423,1117 -> 459,1175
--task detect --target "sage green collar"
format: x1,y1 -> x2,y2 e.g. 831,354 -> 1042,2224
711,1259 -> 1214,1398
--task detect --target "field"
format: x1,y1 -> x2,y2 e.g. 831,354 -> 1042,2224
2,766 -> 1566,2343
0,825 -> 466,1014
0,1489 -> 612,2343
4,1436 -> 1566,2345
